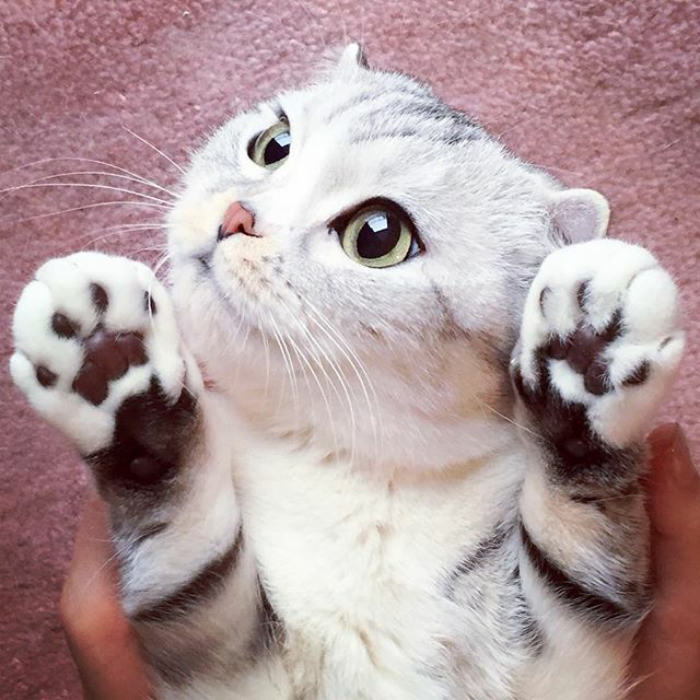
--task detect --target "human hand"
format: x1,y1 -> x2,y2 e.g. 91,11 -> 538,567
60,493 -> 152,700
630,423 -> 700,699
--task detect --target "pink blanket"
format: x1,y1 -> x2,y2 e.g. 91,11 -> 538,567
1,1 -> 697,695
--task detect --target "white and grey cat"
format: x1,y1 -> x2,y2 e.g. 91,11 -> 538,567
10,45 -> 685,699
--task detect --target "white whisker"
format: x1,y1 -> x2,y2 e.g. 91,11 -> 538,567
303,299 -> 382,458
281,313 -> 342,458
288,309 -> 357,465
122,125 -> 186,175
267,312 -> 300,414
79,225 -> 166,250
0,200 -> 169,226
0,157 -> 179,197
0,182 -> 173,206
1,169 -> 178,200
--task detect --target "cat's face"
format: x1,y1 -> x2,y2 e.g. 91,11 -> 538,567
167,45 -> 609,470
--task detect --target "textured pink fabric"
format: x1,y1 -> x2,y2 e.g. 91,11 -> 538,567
1,1 -> 697,696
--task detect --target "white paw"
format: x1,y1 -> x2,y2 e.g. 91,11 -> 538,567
10,252 -> 200,454
515,238 -> 684,447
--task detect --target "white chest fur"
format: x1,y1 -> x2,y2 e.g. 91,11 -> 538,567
230,420 -> 524,699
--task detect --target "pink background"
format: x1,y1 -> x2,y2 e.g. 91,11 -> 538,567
1,1 -> 698,696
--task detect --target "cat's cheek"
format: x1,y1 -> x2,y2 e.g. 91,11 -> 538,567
167,187 -> 239,258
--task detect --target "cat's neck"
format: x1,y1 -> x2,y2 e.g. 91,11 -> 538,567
204,337 -> 518,474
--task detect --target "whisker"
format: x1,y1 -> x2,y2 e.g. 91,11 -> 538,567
0,157 -> 179,197
271,313 -> 300,404
234,323 -> 253,386
287,309 -> 357,465
281,313 -> 342,458
473,395 -> 541,439
303,300 -> 382,458
2,170 -> 178,200
0,182 -> 173,206
152,251 -> 173,281
267,313 -> 298,415
77,224 -> 166,250
259,312 -> 271,399
0,200 -> 170,226
122,125 -> 186,175
75,546 -> 122,604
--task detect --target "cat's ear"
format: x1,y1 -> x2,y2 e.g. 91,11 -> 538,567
548,188 -> 610,243
337,42 -> 370,70
316,43 -> 370,80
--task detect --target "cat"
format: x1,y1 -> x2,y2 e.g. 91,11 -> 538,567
9,44 -> 685,699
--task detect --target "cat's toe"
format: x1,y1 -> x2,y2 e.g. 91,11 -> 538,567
10,253 -> 192,455
515,239 -> 684,450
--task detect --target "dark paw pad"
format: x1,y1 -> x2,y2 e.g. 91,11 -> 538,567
72,327 -> 147,405
87,378 -> 197,490
541,309 -> 635,396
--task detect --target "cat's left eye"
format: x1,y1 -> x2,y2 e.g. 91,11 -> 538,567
334,201 -> 422,269
249,119 -> 291,169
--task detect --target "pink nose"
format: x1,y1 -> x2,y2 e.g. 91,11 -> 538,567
217,202 -> 257,241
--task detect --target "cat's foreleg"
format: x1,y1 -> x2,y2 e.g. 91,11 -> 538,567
10,253 -> 269,688
511,238 -> 684,635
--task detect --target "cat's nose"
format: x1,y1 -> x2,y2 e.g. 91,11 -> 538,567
217,202 -> 258,241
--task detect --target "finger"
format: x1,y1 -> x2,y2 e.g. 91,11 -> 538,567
60,490 -> 153,700
630,424 -> 700,699
61,493 -> 119,622
646,424 -> 700,603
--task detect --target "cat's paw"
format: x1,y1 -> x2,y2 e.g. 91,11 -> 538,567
512,238 -> 684,448
10,253 -> 200,462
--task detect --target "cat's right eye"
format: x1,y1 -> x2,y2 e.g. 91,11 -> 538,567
249,119 -> 291,170
332,200 -> 422,269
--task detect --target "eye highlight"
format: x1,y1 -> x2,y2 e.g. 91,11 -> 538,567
333,201 -> 422,269
249,118 -> 291,169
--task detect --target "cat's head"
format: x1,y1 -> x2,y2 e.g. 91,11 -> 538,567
167,44 -> 609,470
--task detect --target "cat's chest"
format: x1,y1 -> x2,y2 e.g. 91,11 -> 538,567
231,427 -> 523,692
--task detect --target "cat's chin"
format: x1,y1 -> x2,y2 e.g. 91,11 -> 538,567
170,258 -> 519,474
205,351 -> 518,475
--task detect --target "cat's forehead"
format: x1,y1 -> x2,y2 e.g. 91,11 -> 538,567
280,70 -> 483,149
237,71 -> 490,222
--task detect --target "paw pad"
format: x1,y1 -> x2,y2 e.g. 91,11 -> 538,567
513,239 -> 684,450
542,307 -> 646,396
71,327 -> 147,405
35,365 -> 58,388
90,283 -> 109,313
51,312 -> 79,339
10,252 -> 194,457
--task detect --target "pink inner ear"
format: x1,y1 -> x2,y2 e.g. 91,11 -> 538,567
552,191 -> 609,244
555,201 -> 598,243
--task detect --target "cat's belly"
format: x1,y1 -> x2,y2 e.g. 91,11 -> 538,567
231,425 -> 527,699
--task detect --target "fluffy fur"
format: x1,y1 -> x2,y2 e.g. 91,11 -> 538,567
10,45 -> 684,699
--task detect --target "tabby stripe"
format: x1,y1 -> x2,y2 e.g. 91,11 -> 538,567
132,521 -> 169,548
323,90 -> 382,122
519,522 -> 631,624
133,526 -> 244,623
446,527 -> 508,596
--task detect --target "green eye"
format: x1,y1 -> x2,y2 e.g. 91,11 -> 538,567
338,203 -> 421,268
250,119 -> 291,169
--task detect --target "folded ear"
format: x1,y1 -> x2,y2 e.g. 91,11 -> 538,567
337,42 -> 369,70
549,188 -> 610,243
315,43 -> 369,80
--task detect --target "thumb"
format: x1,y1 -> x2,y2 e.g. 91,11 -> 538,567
630,423 -> 700,700
645,423 -> 700,594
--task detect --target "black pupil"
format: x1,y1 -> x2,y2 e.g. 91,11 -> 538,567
263,129 -> 291,165
356,211 -> 401,259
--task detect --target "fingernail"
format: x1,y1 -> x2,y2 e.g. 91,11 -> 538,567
669,425 -> 697,489
647,422 -> 679,461
647,423 -> 698,490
